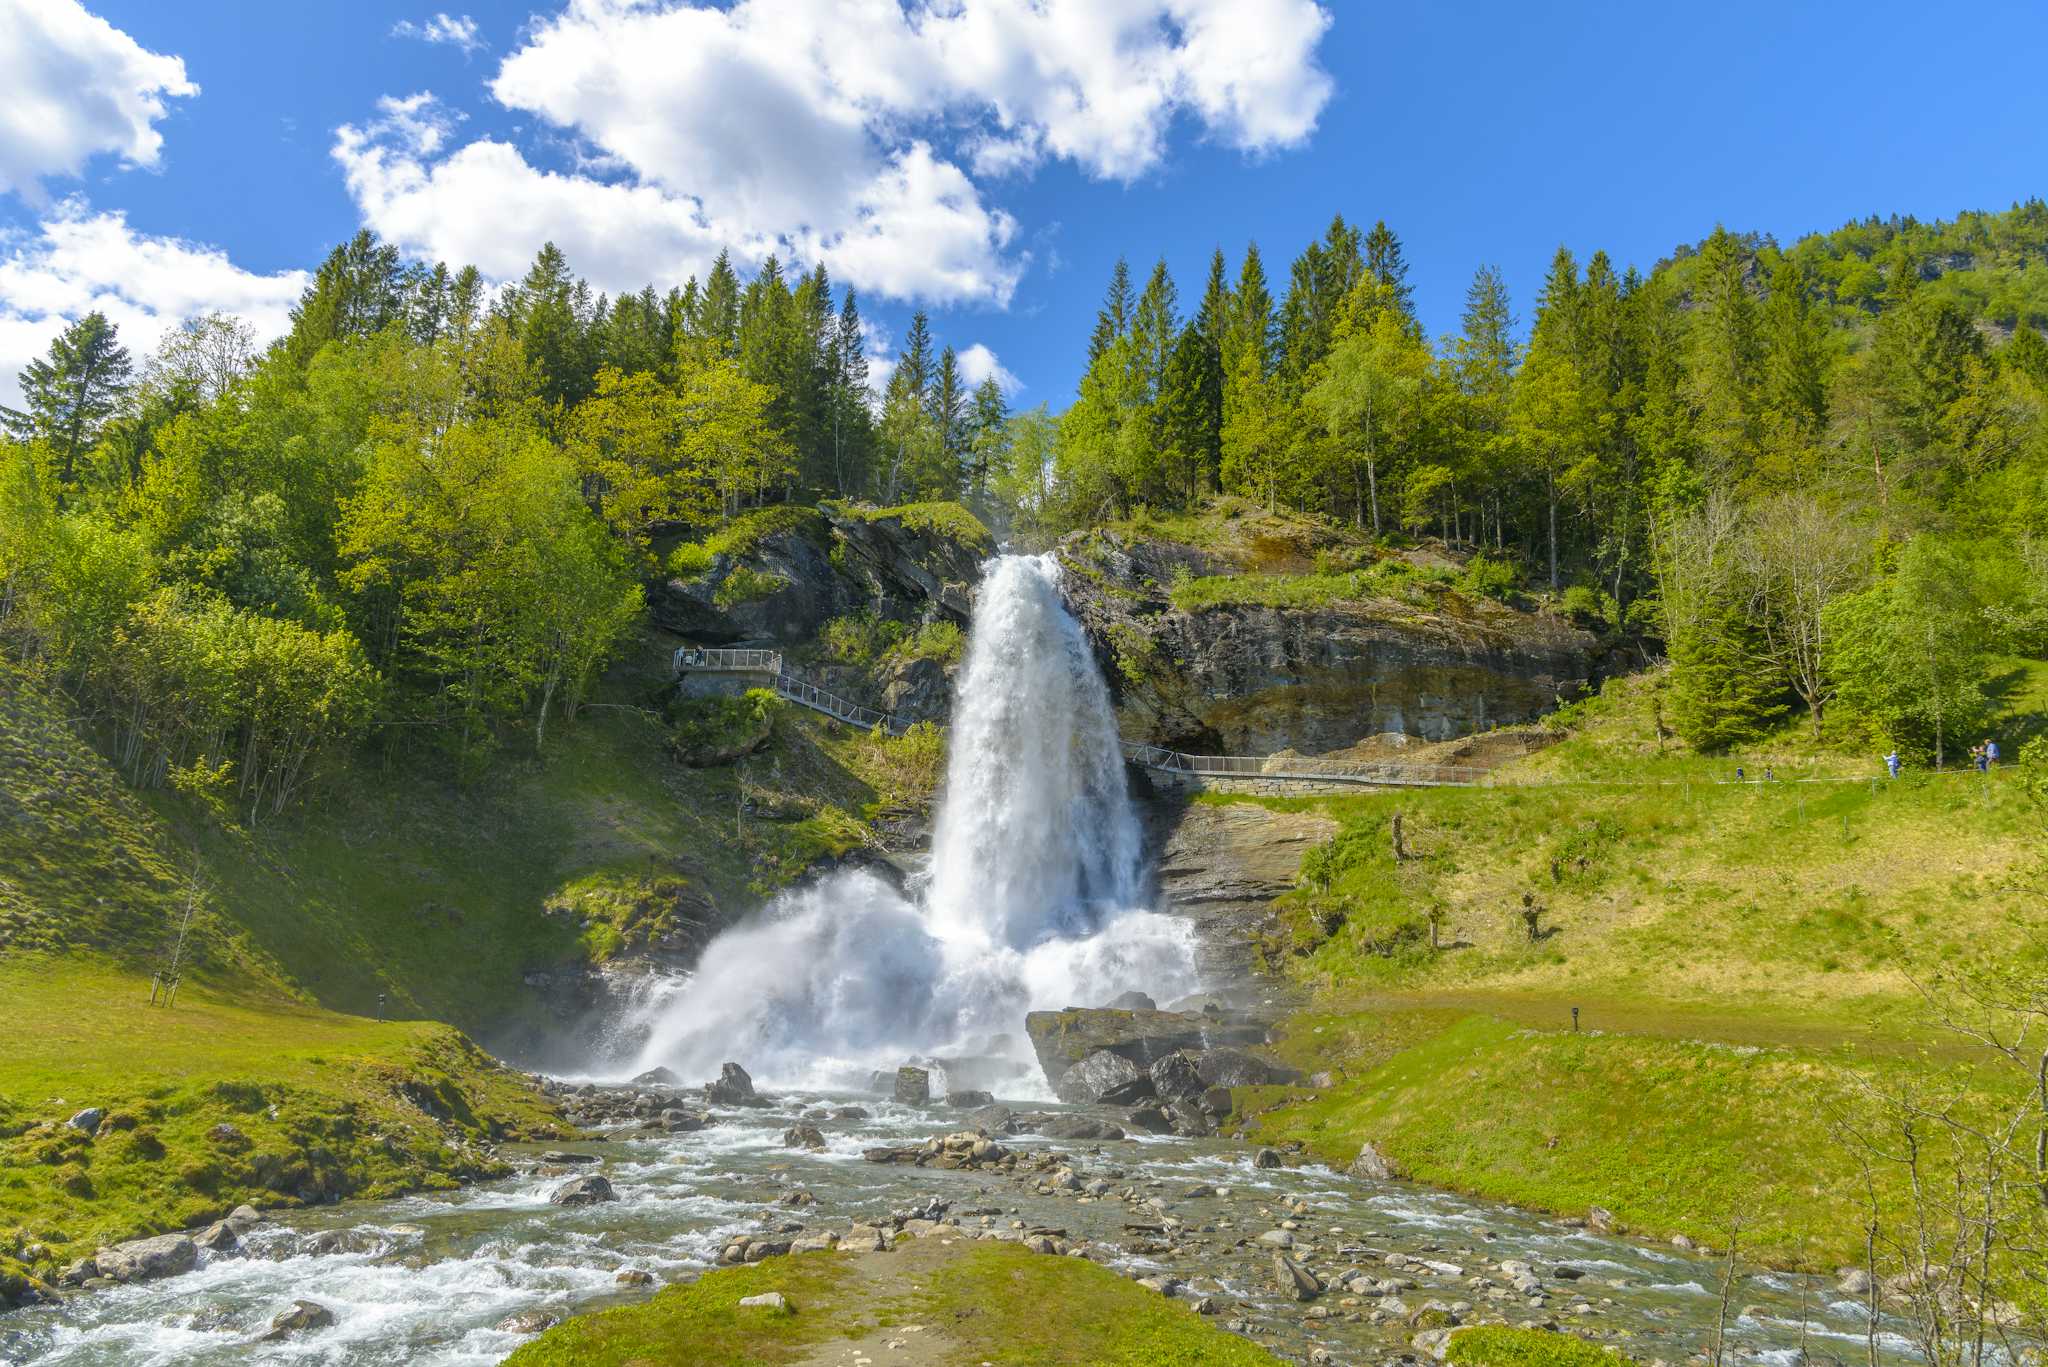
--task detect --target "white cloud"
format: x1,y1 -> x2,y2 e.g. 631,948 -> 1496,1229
0,201 -> 308,408
336,0 -> 1332,309
0,0 -> 198,204
391,12 -> 485,56
956,343 -> 1021,396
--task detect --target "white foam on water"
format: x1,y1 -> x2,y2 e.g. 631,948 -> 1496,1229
624,553 -> 1200,1090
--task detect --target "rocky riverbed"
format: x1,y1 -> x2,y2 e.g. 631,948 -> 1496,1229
0,1067 -> 1914,1367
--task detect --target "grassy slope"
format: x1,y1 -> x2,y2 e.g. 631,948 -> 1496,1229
1232,665 -> 2047,1268
506,1238 -> 1278,1367
0,638 -> 940,1295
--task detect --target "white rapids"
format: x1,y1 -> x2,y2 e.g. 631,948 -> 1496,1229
624,553 -> 1200,1091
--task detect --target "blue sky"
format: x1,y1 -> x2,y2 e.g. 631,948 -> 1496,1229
4,0 -> 2045,409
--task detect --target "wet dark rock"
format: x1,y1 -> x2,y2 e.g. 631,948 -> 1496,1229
539,1151 -> 600,1164
894,1066 -> 931,1105
833,1106 -> 870,1121
1165,1101 -> 1214,1137
659,1108 -> 709,1132
549,1175 -> 617,1206
299,1230 -> 379,1257
944,1089 -> 994,1109
965,1104 -> 1019,1135
1055,1049 -> 1145,1104
782,1123 -> 827,1151
1125,1105 -> 1174,1134
1105,991 -> 1157,1011
262,1300 -> 335,1340
1253,1148 -> 1283,1170
615,1268 -> 655,1285
1098,1074 -> 1158,1106
630,1066 -> 681,1087
1024,1008 -> 1220,1084
704,1062 -> 756,1106
496,1309 -> 558,1334
1149,1051 -> 1207,1103
1033,1114 -> 1126,1142
1190,1047 -> 1302,1089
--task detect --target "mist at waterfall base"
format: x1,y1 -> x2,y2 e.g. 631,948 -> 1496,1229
623,554 -> 1200,1093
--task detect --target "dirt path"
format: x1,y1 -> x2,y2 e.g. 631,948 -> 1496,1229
786,1237 -> 979,1367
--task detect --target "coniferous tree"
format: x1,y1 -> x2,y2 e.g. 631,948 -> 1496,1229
1088,258 -> 1134,366
2,312 -> 134,487
1362,219 -> 1415,320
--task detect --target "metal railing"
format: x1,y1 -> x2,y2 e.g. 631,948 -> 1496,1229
1118,741 -> 1485,788
676,647 -> 1479,786
674,646 -> 915,735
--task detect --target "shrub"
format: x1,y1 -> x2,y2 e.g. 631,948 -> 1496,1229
713,565 -> 787,610
1558,584 -> 1613,626
703,504 -> 823,560
1446,1326 -> 1623,1367
667,542 -> 713,578
892,620 -> 964,667
1458,555 -> 1521,600
857,501 -> 994,553
820,609 -> 905,666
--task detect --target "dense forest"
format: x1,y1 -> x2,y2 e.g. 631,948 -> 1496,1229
4,201 -> 2047,818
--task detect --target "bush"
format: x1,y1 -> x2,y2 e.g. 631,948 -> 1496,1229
1559,584 -> 1613,626
713,565 -> 787,610
667,542 -> 712,578
891,620 -> 964,667
703,505 -> 823,560
1446,1326 -> 1622,1367
856,501 -> 994,553
1458,554 -> 1521,600
820,609 -> 905,667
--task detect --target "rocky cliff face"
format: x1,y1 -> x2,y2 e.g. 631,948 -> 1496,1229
1058,530 -> 1602,754
647,506 -> 985,648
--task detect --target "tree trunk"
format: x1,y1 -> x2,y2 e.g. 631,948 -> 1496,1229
1547,469 -> 1559,591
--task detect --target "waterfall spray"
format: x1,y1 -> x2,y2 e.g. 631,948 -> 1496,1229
625,554 -> 1198,1091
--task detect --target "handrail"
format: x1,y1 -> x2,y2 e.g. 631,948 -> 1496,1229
675,646 -> 1477,785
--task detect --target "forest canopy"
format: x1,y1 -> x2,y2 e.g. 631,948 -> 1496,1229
4,200 -> 2047,814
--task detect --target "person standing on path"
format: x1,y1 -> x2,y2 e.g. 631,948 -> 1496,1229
1885,751 -> 1901,779
1986,738 -> 2000,768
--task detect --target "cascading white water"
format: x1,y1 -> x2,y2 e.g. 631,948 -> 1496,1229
625,553 -> 1199,1091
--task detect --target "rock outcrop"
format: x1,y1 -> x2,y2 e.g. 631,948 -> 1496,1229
1058,529 -> 1600,755
1023,1007 -> 1271,1091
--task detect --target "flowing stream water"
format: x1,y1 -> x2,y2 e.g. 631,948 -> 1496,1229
0,555 -> 1918,1365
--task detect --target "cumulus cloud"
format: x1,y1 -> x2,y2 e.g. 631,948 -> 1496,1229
336,0 -> 1332,308
0,201 -> 308,408
956,343 -> 1021,396
391,12 -> 485,56
0,0 -> 198,204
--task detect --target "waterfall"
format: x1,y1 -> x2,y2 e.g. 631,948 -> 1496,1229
624,553 -> 1198,1092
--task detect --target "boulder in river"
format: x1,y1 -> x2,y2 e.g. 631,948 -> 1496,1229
1252,1148 -> 1283,1170
944,1089 -> 995,1108
1033,1114 -> 1126,1142
1125,1105 -> 1173,1134
1349,1140 -> 1401,1181
704,1062 -> 756,1106
497,1309 -> 558,1334
263,1300 -> 335,1340
549,1174 -> 617,1206
630,1066 -> 681,1087
1105,990 -> 1157,1011
1055,1049 -> 1145,1104
782,1123 -> 827,1151
94,1233 -> 196,1284
1023,1008 -> 1219,1083
965,1104 -> 1019,1135
1098,1074 -> 1157,1106
894,1066 -> 931,1105
1271,1253 -> 1324,1300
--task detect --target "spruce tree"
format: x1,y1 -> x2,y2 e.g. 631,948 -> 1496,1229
2,311 -> 133,486
1088,259 -> 1134,366
1362,219 -> 1414,319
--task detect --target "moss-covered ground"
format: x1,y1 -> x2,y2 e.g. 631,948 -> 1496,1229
0,957 -> 562,1290
505,1236 -> 1279,1367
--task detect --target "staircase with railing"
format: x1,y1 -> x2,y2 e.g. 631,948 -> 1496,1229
673,646 -> 1478,787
